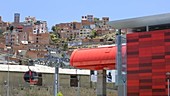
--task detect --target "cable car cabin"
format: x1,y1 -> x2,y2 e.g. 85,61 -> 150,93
24,70 -> 39,85
70,46 -> 126,70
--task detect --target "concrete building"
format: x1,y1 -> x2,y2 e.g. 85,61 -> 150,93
72,29 -> 80,39
14,13 -> 20,23
102,17 -> 109,23
87,15 -> 94,22
33,20 -> 48,34
82,19 -> 95,26
28,32 -> 50,44
82,15 -> 94,22
4,14 -> 50,60
25,16 -> 36,23
71,22 -> 81,30
0,16 -> 9,32
81,15 -> 95,26
79,28 -> 92,39
55,15 -> 112,40
55,22 -> 81,39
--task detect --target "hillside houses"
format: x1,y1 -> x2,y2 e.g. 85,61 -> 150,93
0,13 -> 119,65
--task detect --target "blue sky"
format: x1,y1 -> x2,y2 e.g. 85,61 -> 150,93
1,0 -> 170,29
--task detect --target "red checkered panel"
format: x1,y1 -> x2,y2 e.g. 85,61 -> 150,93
127,29 -> 170,96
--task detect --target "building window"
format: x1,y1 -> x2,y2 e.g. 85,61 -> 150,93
70,75 -> 78,87
36,73 -> 42,86
100,39 -> 104,42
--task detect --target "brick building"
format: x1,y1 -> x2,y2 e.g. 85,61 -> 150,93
25,16 -> 36,24
4,13 -> 50,61
0,16 -> 9,32
14,13 -> 20,23
55,15 -> 113,40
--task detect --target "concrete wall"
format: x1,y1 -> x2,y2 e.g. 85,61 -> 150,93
0,71 -> 117,96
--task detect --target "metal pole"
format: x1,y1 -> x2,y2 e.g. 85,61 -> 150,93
7,60 -> 9,96
7,28 -> 13,96
123,80 -> 126,96
146,26 -> 149,32
168,79 -> 169,96
7,47 -> 11,96
116,29 -> 123,96
77,69 -> 80,96
54,65 -> 59,96
5,30 -> 10,96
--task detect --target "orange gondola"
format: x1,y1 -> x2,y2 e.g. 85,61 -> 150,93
70,46 -> 126,70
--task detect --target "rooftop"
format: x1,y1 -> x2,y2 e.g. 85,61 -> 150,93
108,13 -> 170,29
0,64 -> 90,75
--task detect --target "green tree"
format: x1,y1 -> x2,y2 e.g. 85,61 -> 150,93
63,43 -> 68,51
90,30 -> 97,39
52,26 -> 61,38
50,33 -> 58,43
9,26 -> 14,32
54,32 -> 61,38
57,92 -> 63,96
56,26 -> 60,31
51,26 -> 56,32
0,29 -> 3,36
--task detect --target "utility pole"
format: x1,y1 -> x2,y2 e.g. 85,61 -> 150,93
43,48 -> 69,96
116,29 -> 124,96
46,49 -> 60,96
76,69 -> 80,96
5,26 -> 13,96
7,49 -> 9,96
54,62 -> 59,96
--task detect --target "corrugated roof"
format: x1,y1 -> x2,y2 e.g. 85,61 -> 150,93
108,13 -> 170,29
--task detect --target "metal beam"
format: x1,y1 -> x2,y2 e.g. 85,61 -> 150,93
116,29 -> 124,96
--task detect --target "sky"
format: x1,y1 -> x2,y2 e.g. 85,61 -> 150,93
0,0 -> 170,30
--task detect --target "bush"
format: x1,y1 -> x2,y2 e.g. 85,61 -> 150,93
57,92 -> 63,96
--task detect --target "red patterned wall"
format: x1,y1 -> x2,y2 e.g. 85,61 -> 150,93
127,29 -> 170,96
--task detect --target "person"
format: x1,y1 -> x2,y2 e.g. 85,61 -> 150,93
107,72 -> 112,82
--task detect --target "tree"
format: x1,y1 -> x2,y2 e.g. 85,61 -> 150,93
51,26 -> 56,32
9,26 -> 14,32
54,32 -> 61,38
63,43 -> 68,51
51,26 -> 61,38
56,26 -> 60,31
57,92 -> 63,96
90,30 -> 97,39
0,29 -> 3,36
50,33 -> 58,43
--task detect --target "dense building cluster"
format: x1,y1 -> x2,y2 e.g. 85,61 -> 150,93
0,13 -> 118,65
54,15 -> 117,49
0,13 -> 51,65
